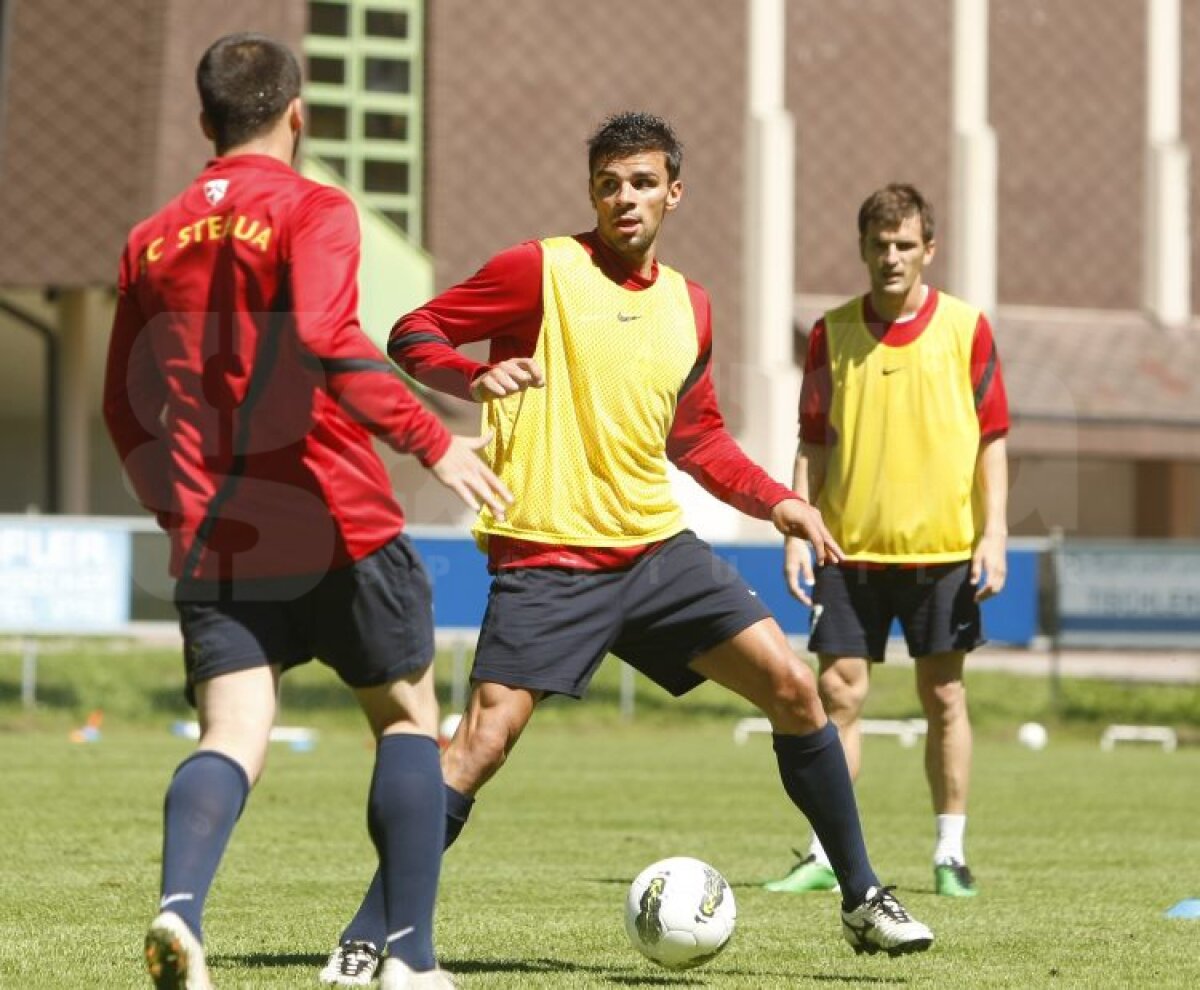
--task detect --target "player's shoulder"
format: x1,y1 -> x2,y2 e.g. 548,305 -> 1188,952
478,238 -> 544,279
930,287 -> 981,318
293,171 -> 352,203
821,294 -> 863,331
929,289 -> 986,336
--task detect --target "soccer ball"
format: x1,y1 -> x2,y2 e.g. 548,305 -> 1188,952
624,857 -> 736,970
1017,721 -> 1048,750
437,712 -> 463,750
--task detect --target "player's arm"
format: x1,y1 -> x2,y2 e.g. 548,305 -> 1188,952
101,247 -> 172,527
290,187 -> 511,517
781,319 -> 836,601
970,313 -> 1010,601
387,241 -> 545,401
785,440 -> 828,604
666,288 -> 841,564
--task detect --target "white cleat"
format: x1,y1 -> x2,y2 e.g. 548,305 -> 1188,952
841,885 -> 934,956
319,940 -> 381,986
144,911 -> 212,990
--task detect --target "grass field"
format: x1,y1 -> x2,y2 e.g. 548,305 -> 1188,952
2,645 -> 1199,988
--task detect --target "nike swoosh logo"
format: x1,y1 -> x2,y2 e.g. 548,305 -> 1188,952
160,893 -> 194,908
617,313 -> 641,322
955,622 -> 973,633
386,926 -> 415,945
882,367 -> 903,375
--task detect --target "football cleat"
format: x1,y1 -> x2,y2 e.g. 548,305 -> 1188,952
144,911 -> 211,990
934,860 -> 979,898
319,940 -> 382,986
379,958 -> 459,989
841,885 -> 934,956
763,850 -> 839,893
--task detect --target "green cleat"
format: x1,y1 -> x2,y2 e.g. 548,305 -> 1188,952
934,860 -> 979,897
763,851 -> 839,893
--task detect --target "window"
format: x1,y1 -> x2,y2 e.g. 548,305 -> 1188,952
365,9 -> 409,39
302,1 -> 424,244
307,55 -> 346,85
364,111 -> 408,142
309,2 -> 350,37
318,155 -> 347,178
363,159 -> 409,194
382,210 -> 410,233
363,57 -> 410,94
308,104 -> 348,140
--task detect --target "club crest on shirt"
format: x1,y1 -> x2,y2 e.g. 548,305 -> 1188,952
203,179 -> 229,205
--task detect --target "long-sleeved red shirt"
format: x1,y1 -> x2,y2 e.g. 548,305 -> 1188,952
388,230 -> 797,570
103,154 -> 450,581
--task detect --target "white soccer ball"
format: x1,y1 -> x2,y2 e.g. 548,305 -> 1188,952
437,712 -> 463,749
1018,721 -> 1048,750
624,857 -> 736,970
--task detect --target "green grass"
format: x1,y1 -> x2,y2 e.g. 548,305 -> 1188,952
2,646 -> 1199,987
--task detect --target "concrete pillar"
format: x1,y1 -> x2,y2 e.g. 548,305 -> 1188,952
56,288 -> 94,515
948,0 -> 997,316
1142,0 -> 1191,327
740,0 -> 801,536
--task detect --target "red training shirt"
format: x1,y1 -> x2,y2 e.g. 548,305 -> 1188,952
103,154 -> 451,581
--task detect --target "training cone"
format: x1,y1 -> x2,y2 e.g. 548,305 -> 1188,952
1164,898 -> 1200,919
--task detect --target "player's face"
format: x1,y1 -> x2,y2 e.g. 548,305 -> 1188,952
860,214 -> 936,304
589,152 -> 682,272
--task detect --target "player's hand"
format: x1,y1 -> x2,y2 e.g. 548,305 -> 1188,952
770,498 -> 843,568
971,531 -> 1007,601
469,358 -> 545,401
783,535 -> 815,605
430,432 -> 513,521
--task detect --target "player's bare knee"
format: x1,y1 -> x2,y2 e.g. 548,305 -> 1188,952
919,677 -> 967,723
819,672 -> 866,720
760,662 -> 825,729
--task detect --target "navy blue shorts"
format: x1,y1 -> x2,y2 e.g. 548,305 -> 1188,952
174,533 -> 435,705
471,530 -> 771,698
807,561 -> 983,662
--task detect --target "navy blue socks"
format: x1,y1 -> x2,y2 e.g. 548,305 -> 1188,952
366,734 -> 446,971
159,750 -> 250,941
773,723 -> 879,908
341,782 -> 473,948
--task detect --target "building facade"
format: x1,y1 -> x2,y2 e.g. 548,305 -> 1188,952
0,0 -> 1196,537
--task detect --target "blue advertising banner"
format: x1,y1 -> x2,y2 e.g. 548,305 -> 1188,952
0,519 -> 132,633
409,529 -> 1041,647
1054,541 -> 1200,648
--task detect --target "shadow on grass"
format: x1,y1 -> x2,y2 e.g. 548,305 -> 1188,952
217,952 -> 707,984
447,956 -> 707,984
216,952 -> 328,969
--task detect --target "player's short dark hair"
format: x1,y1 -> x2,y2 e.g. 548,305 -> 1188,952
587,111 -> 683,181
857,183 -> 935,243
196,33 -> 301,152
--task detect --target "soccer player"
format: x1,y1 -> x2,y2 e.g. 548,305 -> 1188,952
319,112 -> 932,985
764,183 -> 1009,899
102,33 -> 508,990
